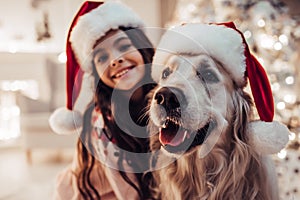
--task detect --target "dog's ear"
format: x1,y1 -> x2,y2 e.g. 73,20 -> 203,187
247,120 -> 289,155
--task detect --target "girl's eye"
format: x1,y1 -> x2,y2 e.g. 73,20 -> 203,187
96,54 -> 108,63
197,70 -> 219,83
119,44 -> 131,52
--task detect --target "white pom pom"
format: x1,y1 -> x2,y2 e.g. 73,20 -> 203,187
49,107 -> 83,135
248,120 -> 290,155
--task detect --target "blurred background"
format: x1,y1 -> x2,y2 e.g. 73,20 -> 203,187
0,0 -> 299,199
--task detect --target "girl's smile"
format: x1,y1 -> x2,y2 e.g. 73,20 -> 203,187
112,65 -> 134,79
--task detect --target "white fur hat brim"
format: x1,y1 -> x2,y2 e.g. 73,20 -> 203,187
152,23 -> 246,86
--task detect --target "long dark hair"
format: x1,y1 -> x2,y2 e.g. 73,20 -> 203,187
76,27 -> 156,199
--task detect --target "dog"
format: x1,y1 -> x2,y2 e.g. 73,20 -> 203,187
147,22 -> 286,200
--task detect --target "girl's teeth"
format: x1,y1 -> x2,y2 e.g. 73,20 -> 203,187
115,69 -> 129,78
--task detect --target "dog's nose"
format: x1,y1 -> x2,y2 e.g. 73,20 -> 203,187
154,87 -> 186,111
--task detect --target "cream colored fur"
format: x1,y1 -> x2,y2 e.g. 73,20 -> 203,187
148,54 -> 279,200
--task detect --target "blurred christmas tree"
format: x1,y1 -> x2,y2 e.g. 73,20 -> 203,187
166,0 -> 300,199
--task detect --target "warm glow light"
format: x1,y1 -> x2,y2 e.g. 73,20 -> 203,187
271,83 -> 280,91
257,19 -> 265,27
187,4 -> 196,12
277,149 -> 287,159
1,81 -> 11,91
289,132 -> 296,141
244,30 -> 252,39
0,92 -> 20,140
276,102 -> 285,110
10,80 -> 24,91
21,80 -> 39,100
259,34 -> 274,49
283,94 -> 296,104
279,34 -> 288,45
8,46 -> 17,54
285,76 -> 294,85
273,42 -> 282,50
58,52 -> 67,63
257,57 -> 264,65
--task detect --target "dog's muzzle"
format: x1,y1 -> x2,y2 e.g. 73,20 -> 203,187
154,86 -> 186,114
152,86 -> 215,154
153,87 -> 187,147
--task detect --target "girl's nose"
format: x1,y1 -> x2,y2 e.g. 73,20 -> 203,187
110,57 -> 124,68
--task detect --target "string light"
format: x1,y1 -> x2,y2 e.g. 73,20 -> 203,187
58,52 -> 67,63
273,42 -> 282,50
271,82 -> 280,91
259,34 -> 275,49
284,94 -> 296,104
257,19 -> 266,27
277,149 -> 287,159
279,34 -> 288,45
244,30 -> 252,39
285,76 -> 294,85
289,132 -> 296,141
277,102 -> 286,110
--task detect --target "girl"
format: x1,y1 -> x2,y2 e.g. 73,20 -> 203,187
50,1 -> 156,199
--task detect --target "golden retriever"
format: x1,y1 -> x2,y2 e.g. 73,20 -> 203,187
147,23 -> 282,200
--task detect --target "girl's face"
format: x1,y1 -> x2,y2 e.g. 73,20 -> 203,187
93,30 -> 145,90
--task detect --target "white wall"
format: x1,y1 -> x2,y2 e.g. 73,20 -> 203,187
122,0 -> 161,27
0,0 -> 162,53
0,0 -> 75,53
0,53 -> 57,103
122,0 -> 163,45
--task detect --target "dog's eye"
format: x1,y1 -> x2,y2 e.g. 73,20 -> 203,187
197,70 -> 219,83
162,67 -> 172,79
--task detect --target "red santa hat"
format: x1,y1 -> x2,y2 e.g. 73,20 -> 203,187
152,22 -> 289,154
49,1 -> 145,134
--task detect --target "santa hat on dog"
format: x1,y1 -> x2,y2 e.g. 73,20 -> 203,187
152,22 -> 289,154
49,1 -> 145,135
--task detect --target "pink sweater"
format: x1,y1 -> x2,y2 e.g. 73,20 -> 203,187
53,152 -> 139,200
53,110 -> 140,200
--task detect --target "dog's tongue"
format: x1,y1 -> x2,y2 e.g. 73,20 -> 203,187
159,125 -> 187,146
